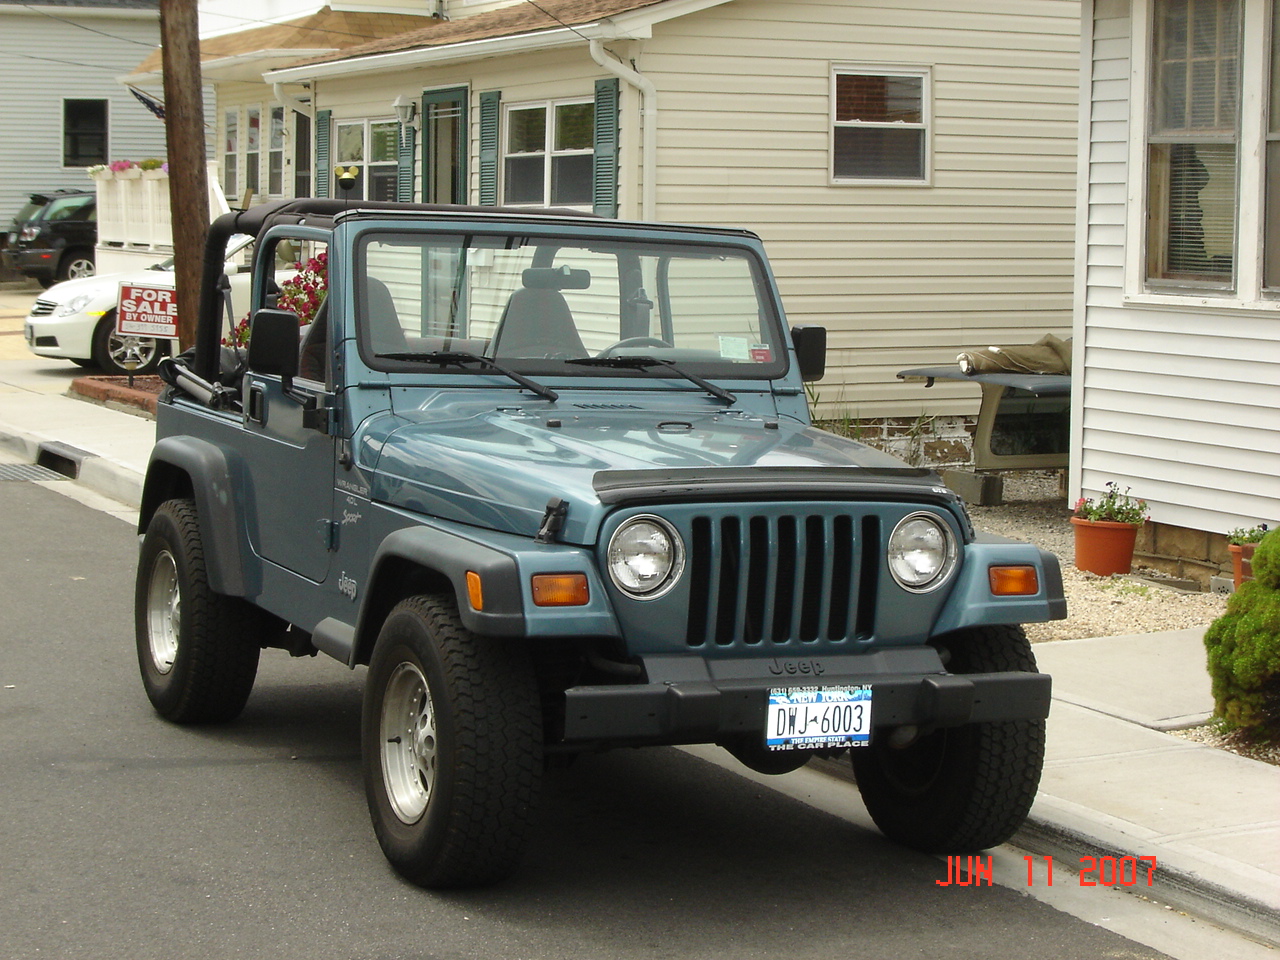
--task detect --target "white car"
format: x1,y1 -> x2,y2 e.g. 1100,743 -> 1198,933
24,236 -> 256,376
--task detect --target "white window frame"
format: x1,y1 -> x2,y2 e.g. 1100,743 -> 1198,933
222,109 -> 239,200
333,117 -> 400,201
829,64 -> 932,186
61,97 -> 109,169
1125,0 -> 1277,311
501,97 -> 595,208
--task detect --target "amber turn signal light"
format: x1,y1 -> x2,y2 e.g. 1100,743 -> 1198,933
989,565 -> 1039,596
466,571 -> 484,610
531,573 -> 590,606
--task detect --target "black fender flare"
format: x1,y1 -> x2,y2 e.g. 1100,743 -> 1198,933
139,436 -> 255,597
351,525 -> 526,666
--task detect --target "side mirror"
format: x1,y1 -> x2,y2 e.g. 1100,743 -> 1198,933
791,325 -> 827,382
247,307 -> 300,381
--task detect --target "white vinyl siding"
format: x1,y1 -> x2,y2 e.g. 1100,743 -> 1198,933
0,8 -> 177,222
638,0 -> 1080,418
1073,0 -> 1280,534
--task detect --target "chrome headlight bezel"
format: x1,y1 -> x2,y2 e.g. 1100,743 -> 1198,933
606,514 -> 685,600
887,511 -> 958,593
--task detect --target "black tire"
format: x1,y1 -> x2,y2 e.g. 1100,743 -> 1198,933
57,248 -> 94,282
362,595 -> 543,888
93,312 -> 166,376
134,498 -> 261,723
852,624 -> 1045,853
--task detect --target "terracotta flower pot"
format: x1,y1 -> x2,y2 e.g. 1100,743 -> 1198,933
1228,543 -> 1257,589
1070,516 -> 1139,576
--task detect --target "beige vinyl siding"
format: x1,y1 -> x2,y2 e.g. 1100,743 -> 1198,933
0,9 -> 172,220
1073,0 -> 1280,533
637,0 -> 1081,418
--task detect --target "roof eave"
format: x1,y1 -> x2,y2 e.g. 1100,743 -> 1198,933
265,21 -> 651,83
263,0 -> 740,84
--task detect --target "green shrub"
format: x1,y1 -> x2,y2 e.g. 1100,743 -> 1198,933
1205,528 -> 1280,738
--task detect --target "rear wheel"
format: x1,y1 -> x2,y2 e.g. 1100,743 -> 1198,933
57,249 -> 94,282
852,625 -> 1045,852
362,595 -> 543,888
93,312 -> 165,375
134,498 -> 261,723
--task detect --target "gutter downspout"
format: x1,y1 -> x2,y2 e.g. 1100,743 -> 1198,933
272,82 -> 313,123
589,38 -> 656,221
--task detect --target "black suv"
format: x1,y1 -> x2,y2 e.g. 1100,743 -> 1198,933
3,190 -> 96,287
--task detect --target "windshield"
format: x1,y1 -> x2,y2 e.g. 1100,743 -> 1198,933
355,231 -> 784,378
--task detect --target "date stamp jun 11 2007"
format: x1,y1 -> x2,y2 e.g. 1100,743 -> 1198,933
938,854 -> 1159,887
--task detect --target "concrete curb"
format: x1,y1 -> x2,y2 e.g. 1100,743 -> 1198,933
1015,815 -> 1280,948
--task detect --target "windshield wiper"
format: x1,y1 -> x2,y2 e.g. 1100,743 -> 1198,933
379,351 -> 558,402
567,355 -> 736,405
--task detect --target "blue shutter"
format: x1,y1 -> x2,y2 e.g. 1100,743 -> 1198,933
593,78 -> 619,218
478,91 -> 501,206
397,120 -> 415,202
315,109 -> 332,198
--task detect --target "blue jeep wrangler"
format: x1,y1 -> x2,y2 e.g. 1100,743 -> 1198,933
134,199 -> 1065,888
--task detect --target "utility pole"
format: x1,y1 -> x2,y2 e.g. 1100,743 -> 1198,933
159,0 -> 208,351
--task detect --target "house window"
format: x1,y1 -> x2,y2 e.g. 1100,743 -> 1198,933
1264,5 -> 1280,287
334,119 -> 399,200
245,107 -> 262,197
503,99 -> 594,206
268,106 -> 286,196
831,68 -> 929,182
63,99 -> 107,167
1145,0 -> 1241,287
223,110 -> 238,198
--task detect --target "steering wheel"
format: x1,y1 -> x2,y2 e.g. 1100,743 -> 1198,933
598,336 -> 671,357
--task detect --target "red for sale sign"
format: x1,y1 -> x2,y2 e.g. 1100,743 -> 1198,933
117,283 -> 179,338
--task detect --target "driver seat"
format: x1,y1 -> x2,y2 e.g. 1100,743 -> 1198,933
490,286 -> 586,360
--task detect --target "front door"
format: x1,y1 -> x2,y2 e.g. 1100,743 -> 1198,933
422,87 -> 468,204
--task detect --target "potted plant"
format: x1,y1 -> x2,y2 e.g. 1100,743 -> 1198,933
138,158 -> 167,179
1070,482 -> 1148,576
1227,524 -> 1269,589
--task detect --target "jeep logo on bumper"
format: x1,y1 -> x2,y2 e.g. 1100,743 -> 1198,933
768,658 -> 825,677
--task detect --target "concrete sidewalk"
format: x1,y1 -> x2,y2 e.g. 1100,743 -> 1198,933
1,383 -> 1277,947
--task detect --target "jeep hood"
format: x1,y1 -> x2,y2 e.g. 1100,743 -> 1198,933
364,405 -> 938,544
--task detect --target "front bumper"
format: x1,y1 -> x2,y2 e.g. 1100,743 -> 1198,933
561,648 -> 1050,745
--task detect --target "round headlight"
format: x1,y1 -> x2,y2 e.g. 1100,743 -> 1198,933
57,293 -> 95,317
606,515 -> 684,599
888,513 -> 957,592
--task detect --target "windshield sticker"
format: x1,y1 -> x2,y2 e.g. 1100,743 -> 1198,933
751,344 -> 773,363
718,336 -> 750,360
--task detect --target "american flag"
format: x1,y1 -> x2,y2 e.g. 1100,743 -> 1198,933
128,85 -> 165,120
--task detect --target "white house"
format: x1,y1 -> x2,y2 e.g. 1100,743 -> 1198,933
0,0 -> 167,227
1073,0 -> 1280,583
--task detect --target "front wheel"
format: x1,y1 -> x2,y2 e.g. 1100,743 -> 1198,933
852,625 -> 1045,853
134,498 -> 261,723
362,595 -> 543,888
93,312 -> 165,375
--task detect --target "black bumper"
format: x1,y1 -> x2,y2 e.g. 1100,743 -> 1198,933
561,650 -> 1050,746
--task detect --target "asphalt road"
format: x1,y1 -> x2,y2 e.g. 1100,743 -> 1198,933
0,476 -> 1183,960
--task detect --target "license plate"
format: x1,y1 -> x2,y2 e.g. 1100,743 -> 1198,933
766,685 -> 872,751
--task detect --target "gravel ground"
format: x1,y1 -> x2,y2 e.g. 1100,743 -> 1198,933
967,473 -> 1228,644
970,473 -> 1280,766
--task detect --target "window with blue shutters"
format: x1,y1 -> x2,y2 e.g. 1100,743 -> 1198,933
477,81 -> 619,215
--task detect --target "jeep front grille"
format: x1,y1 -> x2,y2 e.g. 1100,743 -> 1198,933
685,512 -> 879,648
